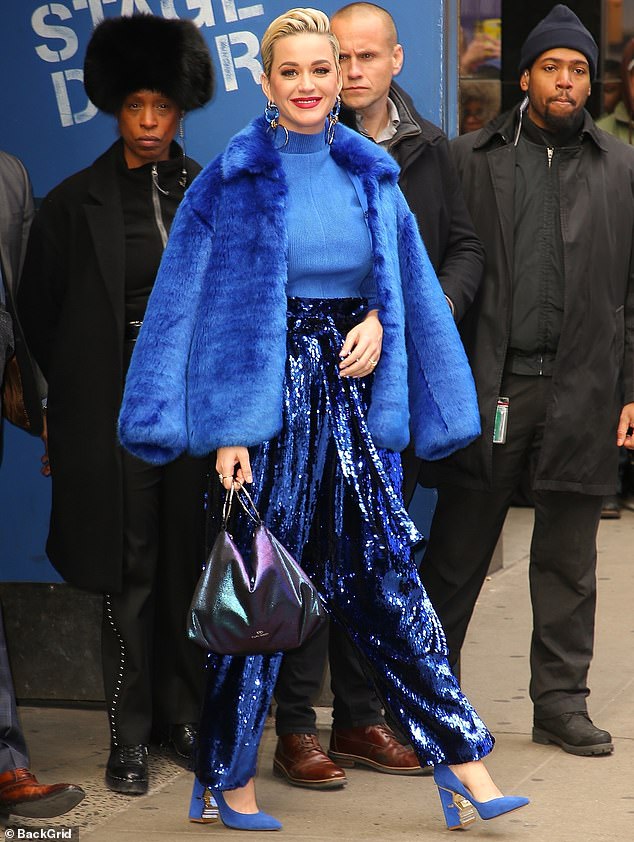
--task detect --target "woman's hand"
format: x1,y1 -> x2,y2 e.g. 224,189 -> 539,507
339,309 -> 383,378
216,446 -> 252,490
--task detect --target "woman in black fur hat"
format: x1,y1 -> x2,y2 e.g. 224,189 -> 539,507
18,14 -> 214,795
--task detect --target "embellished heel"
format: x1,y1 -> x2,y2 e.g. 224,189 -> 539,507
188,776 -> 219,824
433,765 -> 529,829
436,783 -> 477,830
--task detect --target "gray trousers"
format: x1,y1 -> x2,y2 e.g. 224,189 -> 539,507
0,603 -> 29,773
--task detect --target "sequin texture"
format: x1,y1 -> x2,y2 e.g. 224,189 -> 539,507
195,298 -> 493,789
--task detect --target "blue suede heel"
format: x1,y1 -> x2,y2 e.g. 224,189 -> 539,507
188,776 -> 219,824
188,777 -> 280,829
212,789 -> 282,831
433,765 -> 529,830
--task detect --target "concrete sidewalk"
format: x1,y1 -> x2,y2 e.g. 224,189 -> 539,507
4,506 -> 633,841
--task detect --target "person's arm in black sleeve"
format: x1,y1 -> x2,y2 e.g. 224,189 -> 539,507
17,195 -> 67,381
434,137 -> 483,323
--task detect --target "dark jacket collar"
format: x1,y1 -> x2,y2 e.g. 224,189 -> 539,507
390,82 -> 445,147
473,104 -> 608,152
340,82 -> 445,151
221,116 -> 399,184
86,139 -> 190,201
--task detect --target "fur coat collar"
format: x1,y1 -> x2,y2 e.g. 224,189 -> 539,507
119,117 -> 480,464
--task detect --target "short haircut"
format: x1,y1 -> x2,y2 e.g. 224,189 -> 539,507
261,7 -> 340,77
331,3 -> 398,47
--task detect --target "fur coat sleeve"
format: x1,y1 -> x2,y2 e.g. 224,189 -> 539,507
395,190 -> 479,459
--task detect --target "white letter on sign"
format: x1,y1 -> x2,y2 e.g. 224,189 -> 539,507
215,31 -> 262,91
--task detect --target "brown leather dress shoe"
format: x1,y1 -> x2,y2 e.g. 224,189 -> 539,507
329,724 -> 426,775
0,768 -> 85,818
273,734 -> 347,789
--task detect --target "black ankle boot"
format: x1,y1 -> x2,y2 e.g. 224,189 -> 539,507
532,712 -> 613,756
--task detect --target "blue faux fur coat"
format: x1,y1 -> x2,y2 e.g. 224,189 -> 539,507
119,117 -> 480,465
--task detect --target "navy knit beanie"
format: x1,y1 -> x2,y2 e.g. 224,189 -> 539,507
518,4 -> 598,79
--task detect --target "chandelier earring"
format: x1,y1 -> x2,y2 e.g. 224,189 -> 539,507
264,99 -> 288,146
264,99 -> 279,129
326,95 -> 341,145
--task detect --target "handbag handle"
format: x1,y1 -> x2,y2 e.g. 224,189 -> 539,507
221,484 -> 262,529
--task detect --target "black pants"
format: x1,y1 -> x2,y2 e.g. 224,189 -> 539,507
102,450 -> 209,745
419,373 -> 603,718
274,618 -> 384,735
400,443 -> 422,508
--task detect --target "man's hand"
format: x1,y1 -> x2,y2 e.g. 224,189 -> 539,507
616,402 -> 634,449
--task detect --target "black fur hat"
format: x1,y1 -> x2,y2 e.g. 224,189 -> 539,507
84,14 -> 214,113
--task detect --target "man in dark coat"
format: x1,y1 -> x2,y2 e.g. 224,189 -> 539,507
0,150 -> 43,438
332,3 -> 483,504
420,4 -> 634,758
0,151 -> 84,819
269,2 -> 485,791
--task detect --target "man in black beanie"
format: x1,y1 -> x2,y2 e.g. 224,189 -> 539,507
418,4 -> 634,757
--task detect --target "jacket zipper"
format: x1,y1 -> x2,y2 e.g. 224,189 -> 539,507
541,146 -> 555,373
151,164 -> 168,249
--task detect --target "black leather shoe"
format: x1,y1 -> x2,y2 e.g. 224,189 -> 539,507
105,744 -> 149,794
164,724 -> 197,767
533,712 -> 613,756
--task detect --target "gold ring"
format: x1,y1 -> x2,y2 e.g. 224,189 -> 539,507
369,358 -> 377,366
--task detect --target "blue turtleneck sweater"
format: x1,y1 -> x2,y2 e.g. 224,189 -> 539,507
278,129 -> 376,307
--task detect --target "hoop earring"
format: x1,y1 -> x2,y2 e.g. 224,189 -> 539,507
264,100 -> 289,146
326,95 -> 341,145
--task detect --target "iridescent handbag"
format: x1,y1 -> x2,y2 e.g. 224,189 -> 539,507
187,485 -> 326,655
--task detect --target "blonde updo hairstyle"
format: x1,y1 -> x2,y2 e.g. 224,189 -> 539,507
260,7 -> 340,78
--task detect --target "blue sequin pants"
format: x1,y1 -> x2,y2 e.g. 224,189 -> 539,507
195,298 -> 493,789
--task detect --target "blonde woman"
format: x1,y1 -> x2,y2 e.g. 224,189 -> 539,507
120,8 -> 529,832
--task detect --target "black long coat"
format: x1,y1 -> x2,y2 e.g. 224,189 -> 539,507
18,141 -> 201,592
424,107 -> 634,495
